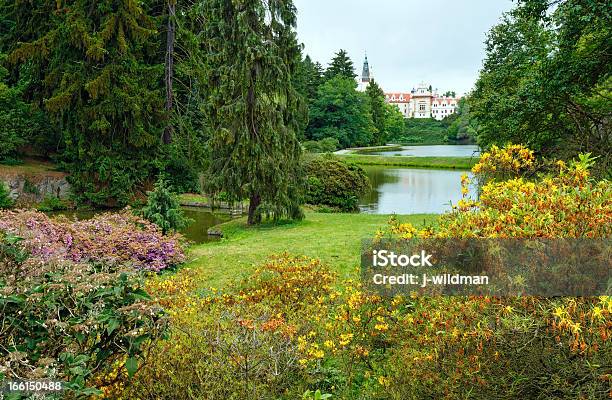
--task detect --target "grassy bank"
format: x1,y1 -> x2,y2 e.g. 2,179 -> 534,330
185,211 -> 436,288
350,145 -> 404,154
335,154 -> 477,169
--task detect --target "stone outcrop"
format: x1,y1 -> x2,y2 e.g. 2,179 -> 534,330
0,168 -> 71,203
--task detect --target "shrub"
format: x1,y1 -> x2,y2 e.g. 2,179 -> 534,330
0,231 -> 167,398
123,254 -> 336,399
303,138 -> 340,153
0,209 -> 185,272
372,145 -> 611,398
304,156 -> 369,211
141,176 -> 190,235
36,195 -> 68,212
0,182 -> 13,209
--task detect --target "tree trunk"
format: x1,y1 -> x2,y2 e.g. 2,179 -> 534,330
163,0 -> 176,144
247,193 -> 261,225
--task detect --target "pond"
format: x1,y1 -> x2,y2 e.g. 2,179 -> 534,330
369,144 -> 480,158
46,206 -> 231,244
359,165 -> 478,214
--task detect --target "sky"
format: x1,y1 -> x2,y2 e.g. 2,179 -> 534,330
293,0 -> 515,96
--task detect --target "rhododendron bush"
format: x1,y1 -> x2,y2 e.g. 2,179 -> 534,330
0,210 -> 185,397
0,209 -> 185,271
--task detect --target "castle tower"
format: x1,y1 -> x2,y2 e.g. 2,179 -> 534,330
358,54 -> 372,92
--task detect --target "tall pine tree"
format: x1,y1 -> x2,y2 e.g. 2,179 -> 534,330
201,0 -> 305,225
324,49 -> 356,80
365,79 -> 386,144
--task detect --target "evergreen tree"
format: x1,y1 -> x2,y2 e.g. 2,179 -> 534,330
324,49 -> 356,80
296,55 -> 323,103
141,176 -> 189,235
365,79 -> 386,144
201,0 -> 305,225
6,1 -> 166,206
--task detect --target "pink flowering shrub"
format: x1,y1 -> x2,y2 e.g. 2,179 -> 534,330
0,209 -> 185,271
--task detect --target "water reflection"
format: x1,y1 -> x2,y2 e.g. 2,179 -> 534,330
360,166 -> 477,214
371,145 -> 480,158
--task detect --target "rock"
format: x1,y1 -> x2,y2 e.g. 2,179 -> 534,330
207,228 -> 223,237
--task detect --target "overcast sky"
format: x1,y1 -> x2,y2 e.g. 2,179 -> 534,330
293,0 -> 515,95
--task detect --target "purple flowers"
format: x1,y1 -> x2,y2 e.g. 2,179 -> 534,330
0,210 -> 185,271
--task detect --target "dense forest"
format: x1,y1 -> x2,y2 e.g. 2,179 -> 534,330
0,0 -> 610,210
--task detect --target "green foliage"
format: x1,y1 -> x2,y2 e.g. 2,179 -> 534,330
36,195 -> 67,212
445,97 -> 479,142
201,0 -> 306,225
383,103 -> 406,141
302,137 -> 340,153
0,55 -> 52,161
324,49 -> 356,80
390,118 -> 451,144
472,0 -> 611,175
304,156 -> 369,211
303,389 -> 333,400
0,182 -> 14,209
307,76 -> 376,148
295,55 -> 324,104
142,177 -> 189,235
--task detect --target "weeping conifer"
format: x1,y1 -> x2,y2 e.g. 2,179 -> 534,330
201,0 -> 305,225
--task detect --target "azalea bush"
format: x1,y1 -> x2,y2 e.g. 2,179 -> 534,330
0,209 -> 185,271
118,254 -> 336,399
0,232 -> 168,398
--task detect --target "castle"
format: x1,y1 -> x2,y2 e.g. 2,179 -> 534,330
357,55 -> 459,121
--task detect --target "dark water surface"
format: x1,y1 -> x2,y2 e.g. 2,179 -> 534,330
359,166 -> 478,214
47,206 -> 231,244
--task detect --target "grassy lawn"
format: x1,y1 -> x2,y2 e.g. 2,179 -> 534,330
335,154 -> 476,169
185,211 -> 437,288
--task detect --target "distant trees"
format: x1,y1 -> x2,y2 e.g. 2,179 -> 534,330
472,0 -> 611,175
201,0 -> 305,225
324,49 -> 357,80
446,98 -> 479,142
303,51 -> 410,149
307,76 -> 375,148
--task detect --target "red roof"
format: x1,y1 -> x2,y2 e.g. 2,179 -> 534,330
385,92 -> 411,103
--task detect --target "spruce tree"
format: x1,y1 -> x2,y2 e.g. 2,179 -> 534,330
324,49 -> 356,80
365,79 -> 387,144
201,0 -> 305,225
6,1 -> 165,206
